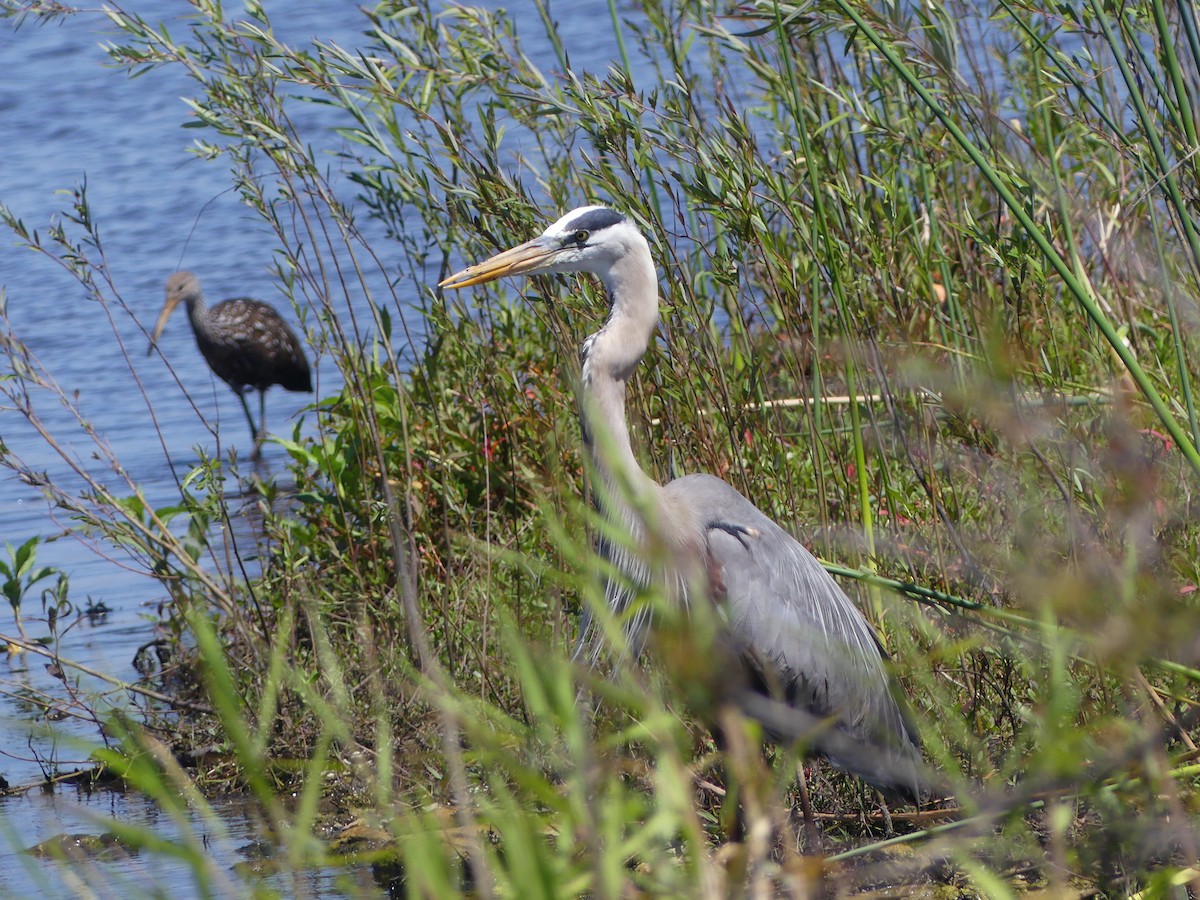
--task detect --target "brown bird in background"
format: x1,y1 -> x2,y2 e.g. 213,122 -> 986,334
148,271 -> 312,459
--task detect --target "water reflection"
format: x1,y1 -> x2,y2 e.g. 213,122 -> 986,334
0,469 -> 302,780
0,456 -> 358,893
0,785 -> 391,898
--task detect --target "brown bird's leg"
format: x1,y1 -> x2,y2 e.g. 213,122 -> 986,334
235,390 -> 262,460
257,389 -> 268,454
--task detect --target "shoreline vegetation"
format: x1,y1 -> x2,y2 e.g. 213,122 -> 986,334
3,0 -> 1200,894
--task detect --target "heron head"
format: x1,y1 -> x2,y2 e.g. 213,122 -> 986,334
439,206 -> 636,290
148,271 -> 200,355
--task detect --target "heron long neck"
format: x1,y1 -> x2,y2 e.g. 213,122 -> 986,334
580,239 -> 662,519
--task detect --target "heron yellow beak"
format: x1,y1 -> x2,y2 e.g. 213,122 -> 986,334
438,237 -> 559,290
147,293 -> 182,356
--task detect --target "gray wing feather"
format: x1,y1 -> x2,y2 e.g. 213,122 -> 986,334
663,473 -> 924,795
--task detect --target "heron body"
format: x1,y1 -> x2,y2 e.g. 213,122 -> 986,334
441,206 -> 925,800
149,271 -> 312,457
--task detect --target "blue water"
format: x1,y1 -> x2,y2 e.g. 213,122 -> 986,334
0,4 -> 373,806
0,2 -> 646,894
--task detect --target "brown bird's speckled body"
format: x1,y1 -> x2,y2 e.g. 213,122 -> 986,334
149,271 -> 312,458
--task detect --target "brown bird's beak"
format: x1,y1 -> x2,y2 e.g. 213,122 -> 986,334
438,237 -> 559,290
147,294 -> 182,356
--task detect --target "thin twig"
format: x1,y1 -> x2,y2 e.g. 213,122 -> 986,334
646,386 -> 1112,426
0,632 -> 213,714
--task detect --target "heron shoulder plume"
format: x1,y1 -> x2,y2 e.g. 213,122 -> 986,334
441,206 -> 930,802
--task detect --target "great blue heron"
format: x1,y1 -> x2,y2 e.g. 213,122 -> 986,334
148,271 -> 313,459
440,206 -> 926,800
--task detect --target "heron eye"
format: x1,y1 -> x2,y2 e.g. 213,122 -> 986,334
572,229 -> 589,245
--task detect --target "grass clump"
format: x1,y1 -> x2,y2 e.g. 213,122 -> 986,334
2,0 -> 1200,895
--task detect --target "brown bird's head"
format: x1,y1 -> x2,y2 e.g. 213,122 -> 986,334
147,271 -> 201,356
